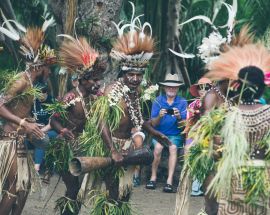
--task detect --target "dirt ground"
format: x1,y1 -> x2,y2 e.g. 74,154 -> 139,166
22,175 -> 204,215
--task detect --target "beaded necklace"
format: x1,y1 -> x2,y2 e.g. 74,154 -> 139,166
210,85 -> 232,107
108,80 -> 144,130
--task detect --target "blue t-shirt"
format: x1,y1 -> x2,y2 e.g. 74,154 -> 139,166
151,95 -> 187,136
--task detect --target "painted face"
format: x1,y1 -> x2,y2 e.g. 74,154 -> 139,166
164,86 -> 179,98
123,71 -> 143,89
86,78 -> 101,95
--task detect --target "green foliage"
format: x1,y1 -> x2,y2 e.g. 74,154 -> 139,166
236,0 -> 270,36
91,96 -> 124,132
241,166 -> 270,206
18,86 -> 42,100
0,70 -> 18,92
45,138 -> 74,173
78,96 -> 124,178
263,87 -> 270,104
79,119 -> 109,158
44,99 -> 68,121
187,143 -> 215,183
55,196 -> 81,214
187,106 -> 227,183
89,191 -> 133,215
11,0 -> 46,26
208,107 -> 249,197
5,86 -> 42,108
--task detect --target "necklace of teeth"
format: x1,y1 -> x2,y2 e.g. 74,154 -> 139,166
76,86 -> 90,120
108,80 -> 144,130
123,88 -> 144,131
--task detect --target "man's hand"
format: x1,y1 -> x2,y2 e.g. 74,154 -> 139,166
173,107 -> 181,120
22,121 -> 45,139
154,131 -> 172,147
60,128 -> 75,140
111,150 -> 124,166
159,109 -> 167,118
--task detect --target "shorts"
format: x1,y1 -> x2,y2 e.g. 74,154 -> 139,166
152,135 -> 183,148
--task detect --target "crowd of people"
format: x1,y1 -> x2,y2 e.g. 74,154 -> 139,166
0,2 -> 270,215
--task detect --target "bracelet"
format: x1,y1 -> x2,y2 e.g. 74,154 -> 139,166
19,118 -> 26,127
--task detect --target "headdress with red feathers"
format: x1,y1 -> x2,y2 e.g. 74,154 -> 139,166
58,34 -> 99,78
110,1 -> 154,72
0,10 -> 56,66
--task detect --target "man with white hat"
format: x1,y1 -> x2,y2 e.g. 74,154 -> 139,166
146,73 -> 187,192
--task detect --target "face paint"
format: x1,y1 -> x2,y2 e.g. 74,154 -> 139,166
123,71 -> 143,89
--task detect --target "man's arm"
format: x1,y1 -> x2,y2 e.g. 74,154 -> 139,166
142,120 -> 172,146
50,116 -> 74,139
0,78 -> 45,138
97,84 -> 124,164
99,120 -> 123,164
202,91 -> 219,114
149,99 -> 165,127
50,91 -> 79,139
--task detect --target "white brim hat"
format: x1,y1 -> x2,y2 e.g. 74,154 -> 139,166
159,81 -> 184,87
159,73 -> 184,87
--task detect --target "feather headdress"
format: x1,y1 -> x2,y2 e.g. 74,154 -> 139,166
110,1 -> 154,72
58,35 -> 99,77
0,10 -> 56,66
169,0 -> 239,64
205,43 -> 270,81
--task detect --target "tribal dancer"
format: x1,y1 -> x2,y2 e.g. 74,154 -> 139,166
177,43 -> 270,215
0,14 -> 55,214
48,35 -> 104,215
80,2 -> 171,214
202,43 -> 270,215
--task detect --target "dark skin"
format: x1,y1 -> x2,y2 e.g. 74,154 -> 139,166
101,71 -> 172,165
0,65 -> 51,215
50,75 -> 101,215
51,77 -> 101,138
200,80 -> 267,214
99,71 -> 172,201
200,80 -> 229,215
0,66 -> 51,138
202,80 -> 229,114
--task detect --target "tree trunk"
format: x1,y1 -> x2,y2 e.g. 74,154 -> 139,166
164,0 -> 190,86
48,0 -> 123,91
146,0 -> 190,86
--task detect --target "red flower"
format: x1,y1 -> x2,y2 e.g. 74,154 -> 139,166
53,113 -> 60,118
63,92 -> 76,103
265,72 -> 270,86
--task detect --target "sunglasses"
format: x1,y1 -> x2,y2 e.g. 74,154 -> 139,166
197,83 -> 211,91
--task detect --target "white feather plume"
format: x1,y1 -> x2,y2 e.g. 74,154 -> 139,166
0,10 -> 20,37
2,19 -> 26,33
0,26 -> 20,40
42,16 -> 55,32
169,48 -> 195,59
179,15 -> 213,27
